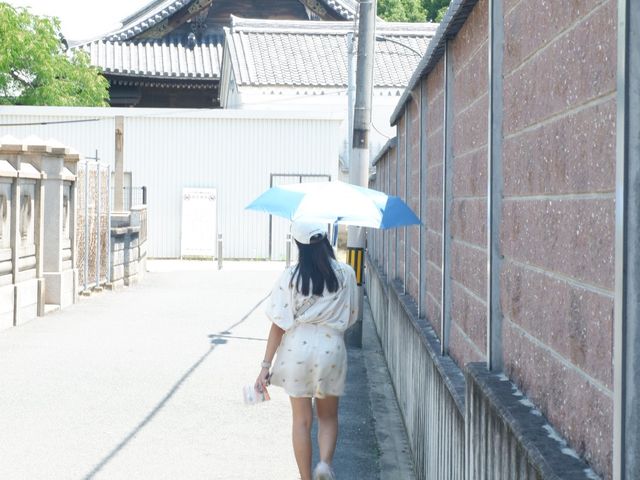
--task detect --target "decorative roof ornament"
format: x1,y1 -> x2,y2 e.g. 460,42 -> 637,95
105,0 -> 209,42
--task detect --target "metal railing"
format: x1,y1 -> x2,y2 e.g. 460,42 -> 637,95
110,186 -> 147,211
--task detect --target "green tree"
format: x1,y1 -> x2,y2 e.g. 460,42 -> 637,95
378,0 -> 427,22
378,0 -> 450,22
423,0 -> 451,22
0,3 -> 109,106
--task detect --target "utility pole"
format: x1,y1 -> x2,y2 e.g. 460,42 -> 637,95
345,0 -> 376,348
114,116 -> 124,213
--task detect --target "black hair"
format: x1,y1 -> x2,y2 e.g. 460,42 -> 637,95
291,236 -> 339,296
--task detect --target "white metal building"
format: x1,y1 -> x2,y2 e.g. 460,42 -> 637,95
0,106 -> 342,259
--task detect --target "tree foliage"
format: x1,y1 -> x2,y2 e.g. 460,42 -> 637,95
378,0 -> 426,22
424,0 -> 451,22
377,0 -> 450,22
0,2 -> 109,106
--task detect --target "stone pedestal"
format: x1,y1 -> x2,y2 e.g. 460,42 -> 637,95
37,151 -> 77,308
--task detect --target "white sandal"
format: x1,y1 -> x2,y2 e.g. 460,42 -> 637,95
313,461 -> 335,480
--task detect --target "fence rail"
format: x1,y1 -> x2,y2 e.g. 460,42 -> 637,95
76,161 -> 110,292
111,186 -> 147,211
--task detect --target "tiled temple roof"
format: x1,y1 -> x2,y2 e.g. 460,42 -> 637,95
77,38 -> 223,84
104,0 -> 358,42
224,17 -> 437,88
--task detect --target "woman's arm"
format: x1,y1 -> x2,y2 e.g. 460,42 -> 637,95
255,322 -> 285,391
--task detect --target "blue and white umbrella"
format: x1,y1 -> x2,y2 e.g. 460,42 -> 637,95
246,181 -> 420,229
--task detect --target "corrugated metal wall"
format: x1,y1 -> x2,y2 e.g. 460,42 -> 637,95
0,107 -> 342,258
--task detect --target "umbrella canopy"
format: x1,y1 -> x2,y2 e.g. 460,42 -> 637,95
246,181 -> 420,229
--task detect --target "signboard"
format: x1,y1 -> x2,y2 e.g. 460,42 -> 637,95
181,188 -> 217,258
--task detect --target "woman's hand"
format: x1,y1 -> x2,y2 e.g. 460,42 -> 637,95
255,367 -> 271,393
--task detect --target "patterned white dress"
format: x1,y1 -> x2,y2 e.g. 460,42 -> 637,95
265,260 -> 358,398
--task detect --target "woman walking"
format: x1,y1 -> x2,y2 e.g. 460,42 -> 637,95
256,220 -> 358,480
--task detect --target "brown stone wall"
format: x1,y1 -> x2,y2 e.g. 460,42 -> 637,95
448,0 -> 489,367
501,0 -> 616,477
371,0 -> 616,477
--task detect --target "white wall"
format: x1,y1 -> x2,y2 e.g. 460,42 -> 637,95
225,86 -> 403,168
0,107 -> 342,258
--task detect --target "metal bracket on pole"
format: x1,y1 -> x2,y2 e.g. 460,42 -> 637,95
347,247 -> 365,286
285,233 -> 292,268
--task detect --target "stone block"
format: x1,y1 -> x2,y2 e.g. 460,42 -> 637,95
15,278 -> 38,326
426,164 -> 443,199
449,322 -> 485,368
500,198 -> 615,289
426,198 -> 443,232
503,320 -> 613,479
426,131 -> 443,169
503,97 -> 616,196
501,260 -> 614,388
453,39 -> 488,114
407,187 -> 420,215
44,268 -> 74,308
451,241 -> 487,298
425,293 -> 441,338
0,283 -> 14,331
452,146 -> 487,197
451,198 -> 487,247
111,264 -> 124,282
426,229 -> 442,266
111,250 -> 125,266
451,282 -> 487,352
426,59 -> 445,104
427,95 -> 444,139
451,0 -> 488,67
504,0 -> 610,74
426,261 -> 442,308
453,93 -> 488,156
503,0 -> 616,135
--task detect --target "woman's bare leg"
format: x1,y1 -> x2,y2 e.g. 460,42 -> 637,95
290,397 -> 313,480
315,396 -> 339,465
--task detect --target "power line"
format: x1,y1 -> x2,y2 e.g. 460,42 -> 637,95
0,118 -> 104,127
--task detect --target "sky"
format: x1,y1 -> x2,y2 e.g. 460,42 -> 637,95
7,0 -> 153,42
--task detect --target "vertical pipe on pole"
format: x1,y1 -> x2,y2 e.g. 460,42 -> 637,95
440,41 -> 453,356
347,32 -> 356,171
487,0 -> 504,371
614,0 -> 640,477
396,131 -> 400,280
217,233 -> 223,270
404,101 -> 409,295
419,79 -> 427,319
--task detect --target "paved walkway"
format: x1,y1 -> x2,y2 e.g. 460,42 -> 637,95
0,261 -> 409,480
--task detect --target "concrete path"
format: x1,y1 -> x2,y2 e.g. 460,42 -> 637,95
0,261 -> 408,480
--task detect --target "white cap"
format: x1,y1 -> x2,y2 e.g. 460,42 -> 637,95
291,220 -> 327,244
